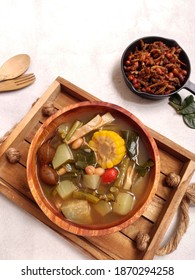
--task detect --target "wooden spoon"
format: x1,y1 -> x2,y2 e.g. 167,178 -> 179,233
0,54 -> 30,82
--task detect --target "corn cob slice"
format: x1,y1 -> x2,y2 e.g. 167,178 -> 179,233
89,130 -> 126,169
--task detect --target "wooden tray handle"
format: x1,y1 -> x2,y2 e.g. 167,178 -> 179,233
136,183 -> 195,256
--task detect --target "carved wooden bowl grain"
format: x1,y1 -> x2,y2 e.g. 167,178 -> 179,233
27,101 -> 160,236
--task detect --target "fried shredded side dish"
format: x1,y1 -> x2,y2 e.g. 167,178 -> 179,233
123,40 -> 187,95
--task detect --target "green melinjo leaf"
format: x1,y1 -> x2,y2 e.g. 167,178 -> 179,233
183,113 -> 195,129
168,93 -> 182,111
135,159 -> 154,177
169,93 -> 182,105
122,130 -> 139,160
168,93 -> 195,129
182,95 -> 194,108
75,148 -> 96,169
179,101 -> 195,115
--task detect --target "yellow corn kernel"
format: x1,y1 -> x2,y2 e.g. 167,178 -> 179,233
89,130 -> 126,169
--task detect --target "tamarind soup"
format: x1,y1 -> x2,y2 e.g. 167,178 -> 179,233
27,102 -> 159,236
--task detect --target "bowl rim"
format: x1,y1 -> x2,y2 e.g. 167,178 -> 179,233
27,101 -> 160,236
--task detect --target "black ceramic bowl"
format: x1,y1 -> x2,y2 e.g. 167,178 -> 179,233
121,36 -> 195,100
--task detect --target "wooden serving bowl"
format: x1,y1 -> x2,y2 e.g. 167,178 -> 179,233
27,101 -> 160,236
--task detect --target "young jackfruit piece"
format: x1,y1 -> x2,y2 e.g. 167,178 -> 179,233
89,130 -> 126,169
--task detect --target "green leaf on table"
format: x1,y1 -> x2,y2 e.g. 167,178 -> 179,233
179,100 -> 195,115
168,93 -> 182,110
183,113 -> 195,129
168,93 -> 195,129
182,95 -> 194,108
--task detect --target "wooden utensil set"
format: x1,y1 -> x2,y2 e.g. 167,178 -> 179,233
0,54 -> 35,92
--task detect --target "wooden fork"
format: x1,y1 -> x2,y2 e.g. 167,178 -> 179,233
0,73 -> 35,92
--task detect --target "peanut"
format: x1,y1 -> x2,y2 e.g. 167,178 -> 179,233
94,167 -> 105,176
71,138 -> 84,149
85,165 -> 95,175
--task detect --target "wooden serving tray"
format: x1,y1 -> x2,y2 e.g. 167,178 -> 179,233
0,76 -> 195,260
